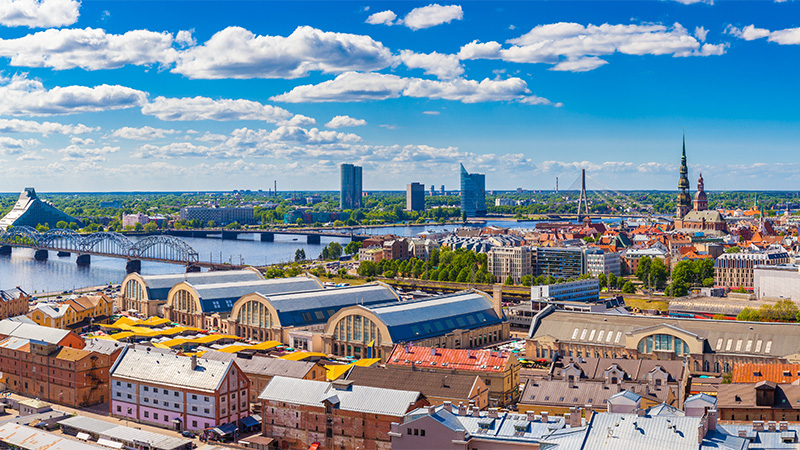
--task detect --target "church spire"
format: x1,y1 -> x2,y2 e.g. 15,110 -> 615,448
677,130 -> 691,219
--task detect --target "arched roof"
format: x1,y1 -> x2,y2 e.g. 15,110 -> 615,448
232,282 -> 399,328
123,268 -> 264,302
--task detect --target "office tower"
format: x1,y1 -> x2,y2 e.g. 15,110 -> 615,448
340,163 -> 363,210
459,163 -> 486,218
406,183 -> 425,212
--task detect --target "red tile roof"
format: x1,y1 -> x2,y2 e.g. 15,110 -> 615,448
386,345 -> 514,373
732,363 -> 800,384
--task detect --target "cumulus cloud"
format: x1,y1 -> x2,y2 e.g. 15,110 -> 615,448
366,10 -> 397,25
0,73 -> 147,115
111,126 -> 178,140
399,50 -> 464,79
728,24 -> 800,45
459,22 -> 725,72
0,136 -> 39,154
0,0 -> 80,28
173,26 -> 394,79
0,118 -> 96,135
271,71 -> 557,105
0,28 -> 182,70
402,4 -> 463,30
133,142 -> 213,159
278,114 -> 316,127
325,115 -> 367,128
58,144 -> 119,161
694,26 -> 708,42
141,96 -> 293,122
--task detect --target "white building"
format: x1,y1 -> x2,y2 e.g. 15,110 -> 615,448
531,278 -> 599,303
754,264 -> 800,300
488,246 -> 533,284
585,249 -> 621,277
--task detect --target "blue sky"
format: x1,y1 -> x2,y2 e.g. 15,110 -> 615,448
0,0 -> 799,192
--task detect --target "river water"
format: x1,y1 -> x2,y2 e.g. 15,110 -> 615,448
0,219 -> 585,294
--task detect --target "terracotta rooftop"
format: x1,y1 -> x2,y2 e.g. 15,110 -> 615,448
386,344 -> 515,373
732,363 -> 800,384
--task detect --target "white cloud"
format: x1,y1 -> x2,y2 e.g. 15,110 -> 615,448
669,0 -> 713,4
0,136 -> 39,154
422,110 -> 440,115
402,4 -> 463,30
133,142 -> 213,159
0,0 -> 80,28
271,71 -> 557,105
460,22 -> 725,72
111,126 -> 178,140
325,115 -> 367,128
0,118 -> 96,135
399,50 -> 464,79
69,136 -> 93,145
278,114 -> 316,127
366,10 -> 397,26
0,27 -> 181,70
694,26 -> 708,42
550,57 -> 608,72
58,144 -> 119,161
16,153 -> 43,160
173,25 -> 394,79
727,24 -> 800,45
0,73 -> 147,115
141,96 -> 293,122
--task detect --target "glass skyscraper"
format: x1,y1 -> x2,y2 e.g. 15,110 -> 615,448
460,163 -> 486,218
340,163 -> 363,210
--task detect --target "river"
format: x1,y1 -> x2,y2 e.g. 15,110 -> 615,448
0,218 -> 607,294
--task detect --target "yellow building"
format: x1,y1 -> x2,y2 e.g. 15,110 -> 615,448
27,294 -> 114,329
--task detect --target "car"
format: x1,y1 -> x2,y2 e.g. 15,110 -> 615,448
181,431 -> 195,438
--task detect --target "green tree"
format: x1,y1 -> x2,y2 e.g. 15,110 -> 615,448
635,256 -> 652,288
344,241 -> 362,255
207,220 -> 217,228
358,261 -> 378,277
608,273 -> 618,290
296,218 -> 304,225
725,246 -> 742,253
737,307 -> 759,322
143,222 -> 158,232
598,273 -> 607,288
702,277 -> 715,287
456,268 -> 469,283
670,281 -> 688,297
650,258 -> 668,290
462,210 -> 467,223
56,221 -> 68,229
521,275 -> 532,287
621,281 -> 635,294
133,222 -> 144,231
504,276 -> 514,286
294,248 -> 306,262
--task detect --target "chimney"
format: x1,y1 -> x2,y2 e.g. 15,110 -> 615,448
564,413 -> 571,427
427,405 -> 437,414
458,404 -> 467,416
780,421 -> 789,431
492,285 -> 503,318
541,411 -> 549,423
768,421 -> 777,432
753,421 -> 765,431
584,405 -> 594,422
472,408 -> 480,418
637,408 -> 646,417
430,347 -> 437,356
569,407 -> 582,428
526,411 -> 537,422
698,423 -> 705,444
443,401 -> 452,412
738,429 -> 747,438
488,408 -> 499,418
190,354 -> 197,370
707,409 -> 717,431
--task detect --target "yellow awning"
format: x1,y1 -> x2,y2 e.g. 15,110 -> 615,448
325,364 -> 352,381
279,351 -> 327,361
352,358 -> 380,367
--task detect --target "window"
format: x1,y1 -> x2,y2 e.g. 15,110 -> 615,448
116,381 -> 120,386
127,394 -> 132,399
144,386 -> 149,392
116,405 -> 121,412
116,392 -> 121,397
154,413 -> 159,420
421,430 -> 426,437
204,408 -> 210,414
192,395 -> 197,400
204,396 -> 209,402
144,398 -> 149,403
174,403 -> 179,408
127,383 -> 132,388
144,412 -> 149,418
192,406 -> 197,412
175,392 -> 179,397
192,421 -> 197,428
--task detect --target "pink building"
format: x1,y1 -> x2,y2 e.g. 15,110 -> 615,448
122,213 -> 150,228
109,347 -> 249,432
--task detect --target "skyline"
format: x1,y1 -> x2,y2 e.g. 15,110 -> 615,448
0,1 -> 799,191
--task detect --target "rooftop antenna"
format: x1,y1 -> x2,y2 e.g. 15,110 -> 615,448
576,169 -> 589,222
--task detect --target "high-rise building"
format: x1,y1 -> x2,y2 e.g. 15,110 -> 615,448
0,188 -> 81,231
340,163 -> 363,210
406,182 -> 425,212
459,164 -> 486,218
430,185 -> 436,196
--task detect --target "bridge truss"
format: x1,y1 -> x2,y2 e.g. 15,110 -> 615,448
0,227 -> 199,264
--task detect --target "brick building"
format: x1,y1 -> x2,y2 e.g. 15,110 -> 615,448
110,347 -> 250,432
0,288 -> 29,320
259,376 -> 427,450
0,331 -> 123,407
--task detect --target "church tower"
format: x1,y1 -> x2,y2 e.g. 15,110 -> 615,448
676,133 -> 692,219
693,173 -> 707,211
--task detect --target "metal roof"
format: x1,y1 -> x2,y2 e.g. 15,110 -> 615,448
58,415 -> 118,435
365,290 -> 503,343
137,269 -> 264,301
189,276 -> 324,313
202,350 -> 316,379
584,412 -> 715,450
345,365 -> 481,400
110,347 -> 233,392
718,425 -> 800,450
100,425 -> 192,450
258,376 -> 422,417
0,423 -> 105,450
260,283 -> 398,327
0,287 -> 27,301
0,320 -> 73,345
